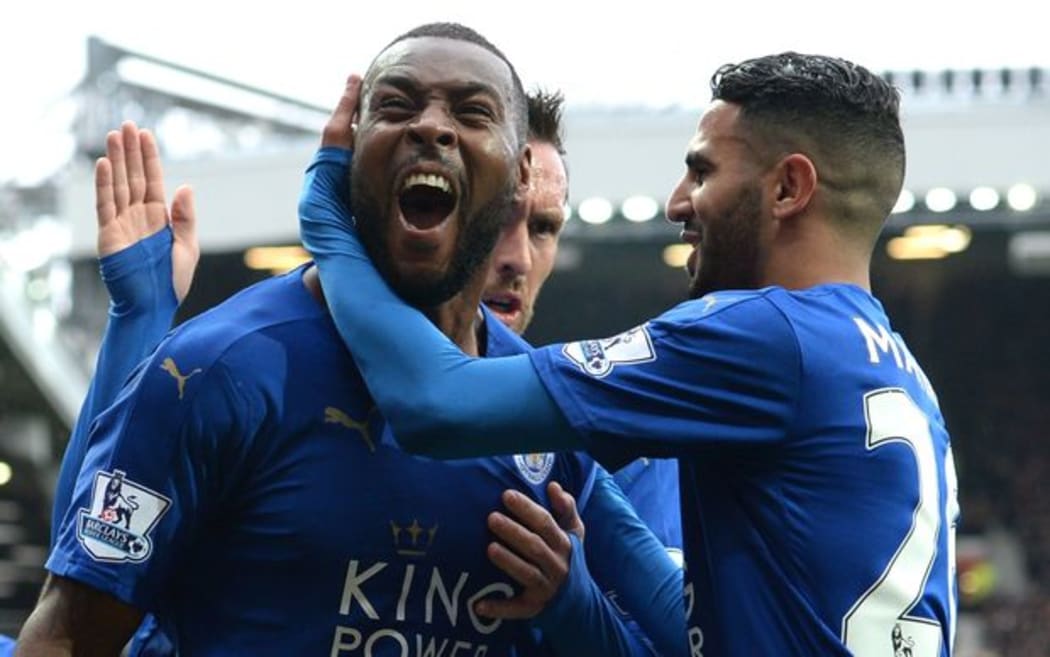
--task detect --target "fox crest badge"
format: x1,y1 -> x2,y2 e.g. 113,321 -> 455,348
514,452 -> 555,485
76,470 -> 171,563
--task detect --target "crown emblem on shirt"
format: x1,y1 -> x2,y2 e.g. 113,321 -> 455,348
390,518 -> 439,557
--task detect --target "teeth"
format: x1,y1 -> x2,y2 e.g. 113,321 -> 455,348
402,173 -> 452,194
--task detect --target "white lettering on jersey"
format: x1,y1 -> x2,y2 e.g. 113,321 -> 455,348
563,324 -> 656,378
330,627 -> 493,657
333,560 -> 516,656
852,317 -> 938,404
337,560 -> 513,635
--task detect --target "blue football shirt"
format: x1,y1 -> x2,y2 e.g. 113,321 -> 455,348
48,268 -> 600,656
612,458 -> 681,557
530,285 -> 959,656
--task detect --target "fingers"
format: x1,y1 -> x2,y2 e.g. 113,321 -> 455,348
480,490 -> 574,621
171,184 -> 196,229
498,489 -> 572,555
485,538 -> 545,595
548,481 -> 585,542
95,157 -> 116,228
122,122 -> 146,208
475,543 -> 545,619
322,74 -> 363,148
478,517 -> 559,621
170,185 -> 200,303
488,510 -> 567,578
170,185 -> 198,245
474,596 -> 536,621
140,129 -> 168,219
106,129 -> 129,214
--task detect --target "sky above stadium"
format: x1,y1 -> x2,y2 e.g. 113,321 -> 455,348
2,0 -> 1043,184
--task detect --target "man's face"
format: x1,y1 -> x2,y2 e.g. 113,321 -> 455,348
350,36 -> 526,307
665,101 -> 772,300
482,140 -> 567,333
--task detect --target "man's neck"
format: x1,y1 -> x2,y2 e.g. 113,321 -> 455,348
416,273 -> 487,357
302,265 -> 485,357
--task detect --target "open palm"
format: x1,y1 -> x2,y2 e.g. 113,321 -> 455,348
95,121 -> 199,302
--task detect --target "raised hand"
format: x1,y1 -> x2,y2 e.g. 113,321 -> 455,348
95,121 -> 199,302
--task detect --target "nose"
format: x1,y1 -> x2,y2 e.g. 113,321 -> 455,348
492,214 -> 531,278
408,104 -> 457,148
665,174 -> 694,225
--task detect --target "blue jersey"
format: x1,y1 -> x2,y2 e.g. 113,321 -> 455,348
491,308 -> 684,655
612,459 -> 681,558
49,268 -> 598,656
531,285 -> 959,656
488,308 -> 682,557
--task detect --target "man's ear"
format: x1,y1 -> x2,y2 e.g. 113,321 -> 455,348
517,143 -> 533,197
770,153 -> 817,221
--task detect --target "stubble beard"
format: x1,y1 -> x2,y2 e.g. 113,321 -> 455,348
350,166 -> 517,308
688,184 -> 765,300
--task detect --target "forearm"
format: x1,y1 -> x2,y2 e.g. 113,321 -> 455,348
16,575 -> 141,657
51,228 -> 178,541
14,608 -> 72,657
532,535 -> 654,657
582,470 -> 686,657
95,227 -> 179,404
300,148 -> 580,457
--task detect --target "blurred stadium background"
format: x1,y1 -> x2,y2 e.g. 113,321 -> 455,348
1,38 -> 1048,655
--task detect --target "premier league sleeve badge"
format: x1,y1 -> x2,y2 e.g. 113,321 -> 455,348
76,469 -> 171,563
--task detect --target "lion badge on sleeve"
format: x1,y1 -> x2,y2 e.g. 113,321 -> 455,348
76,469 -> 171,563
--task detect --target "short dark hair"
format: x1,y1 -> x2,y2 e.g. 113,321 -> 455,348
526,88 -> 566,155
526,88 -> 569,196
711,52 -> 905,237
370,22 -> 529,148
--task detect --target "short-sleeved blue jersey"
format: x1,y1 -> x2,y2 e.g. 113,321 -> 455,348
531,285 -> 958,656
48,268 -> 598,656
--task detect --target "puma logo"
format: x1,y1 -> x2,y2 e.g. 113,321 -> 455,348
325,406 -> 378,452
160,357 -> 202,400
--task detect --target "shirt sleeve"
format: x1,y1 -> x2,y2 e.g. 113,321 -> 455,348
51,227 -> 180,546
580,467 -> 686,657
46,338 -> 261,611
530,533 -> 663,657
529,297 -> 801,470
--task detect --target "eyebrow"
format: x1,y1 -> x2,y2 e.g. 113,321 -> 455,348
685,150 -> 713,171
531,207 -> 566,224
372,74 -> 505,107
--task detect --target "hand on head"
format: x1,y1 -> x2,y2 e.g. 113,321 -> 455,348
322,75 -> 363,150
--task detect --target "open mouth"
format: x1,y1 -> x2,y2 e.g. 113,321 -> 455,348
483,294 -> 522,316
399,173 -> 457,230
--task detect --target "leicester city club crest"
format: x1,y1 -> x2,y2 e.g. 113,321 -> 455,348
76,469 -> 171,563
514,453 -> 555,485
